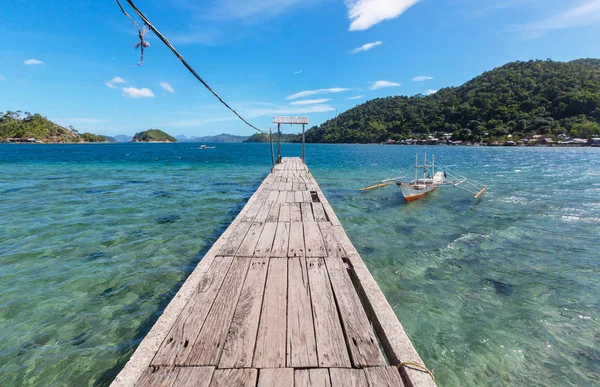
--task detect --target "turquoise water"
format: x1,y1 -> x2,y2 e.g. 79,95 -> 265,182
0,143 -> 599,386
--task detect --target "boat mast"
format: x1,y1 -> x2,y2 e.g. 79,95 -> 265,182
432,154 -> 435,176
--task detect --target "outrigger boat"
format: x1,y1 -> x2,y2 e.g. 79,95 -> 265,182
361,153 -> 487,202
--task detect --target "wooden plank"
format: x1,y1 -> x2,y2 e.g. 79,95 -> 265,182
303,191 -> 312,203
255,201 -> 273,223
279,202 -> 292,222
286,191 -> 296,203
292,182 -> 300,191
271,222 -> 290,257
312,203 -> 327,222
318,222 -> 345,258
277,190 -> 287,203
303,222 -> 326,258
174,367 -> 215,387
257,368 -> 294,387
307,257 -> 351,368
364,367 -> 405,387
219,222 -> 252,256
299,183 -> 307,191
253,258 -> 287,368
288,222 -> 305,258
209,369 -> 257,387
266,202 -> 280,222
294,191 -> 304,203
137,366 -> 179,386
329,369 -> 368,387
301,203 -> 314,222
326,257 -> 386,367
184,258 -> 251,366
287,257 -> 318,368
254,222 -> 277,257
152,256 -> 234,366
290,203 -> 302,222
267,190 -> 279,202
219,258 -> 269,368
285,182 -> 293,191
295,369 -> 331,387
236,222 -> 265,257
244,200 -> 264,221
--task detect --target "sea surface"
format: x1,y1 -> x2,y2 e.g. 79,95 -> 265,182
0,143 -> 599,386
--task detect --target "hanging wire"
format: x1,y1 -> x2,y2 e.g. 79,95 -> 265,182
115,0 -> 150,65
115,0 -> 265,134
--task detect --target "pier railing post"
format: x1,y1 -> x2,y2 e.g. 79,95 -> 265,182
302,123 -> 305,162
277,123 -> 282,164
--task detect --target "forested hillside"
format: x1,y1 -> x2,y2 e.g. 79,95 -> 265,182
0,111 -> 107,143
304,59 -> 600,143
132,129 -> 176,142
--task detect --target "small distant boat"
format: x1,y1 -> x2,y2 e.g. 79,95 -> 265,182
361,153 -> 487,202
200,144 -> 215,149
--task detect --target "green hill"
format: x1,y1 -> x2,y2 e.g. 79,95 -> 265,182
244,133 -> 300,143
0,111 -> 108,143
304,59 -> 600,143
132,129 -> 176,142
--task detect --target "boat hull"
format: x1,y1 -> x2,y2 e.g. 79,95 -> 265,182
399,184 -> 438,202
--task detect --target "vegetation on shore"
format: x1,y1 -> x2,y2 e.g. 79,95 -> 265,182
0,111 -> 108,143
132,129 -> 176,142
304,59 -> 600,143
244,133 -> 300,143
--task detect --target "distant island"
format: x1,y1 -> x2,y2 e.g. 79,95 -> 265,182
1,111 -> 109,143
304,59 -> 600,145
190,133 -> 249,143
132,129 -> 176,143
244,133 -> 299,143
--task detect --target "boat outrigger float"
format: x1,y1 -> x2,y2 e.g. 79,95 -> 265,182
360,153 -> 487,202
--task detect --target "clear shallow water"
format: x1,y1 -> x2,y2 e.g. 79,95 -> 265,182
1,143 -> 599,386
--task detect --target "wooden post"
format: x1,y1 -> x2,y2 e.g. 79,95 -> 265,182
302,123 -> 305,162
277,123 -> 281,164
269,128 -> 275,168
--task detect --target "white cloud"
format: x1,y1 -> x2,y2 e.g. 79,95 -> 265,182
348,95 -> 364,100
106,76 -> 127,89
515,0 -> 600,38
426,89 -> 438,95
370,80 -> 401,90
350,40 -> 383,54
289,98 -> 331,106
412,75 -> 433,82
122,87 -> 155,98
346,0 -> 421,31
24,59 -> 45,66
293,70 -> 303,74
286,87 -> 352,100
160,81 -> 176,93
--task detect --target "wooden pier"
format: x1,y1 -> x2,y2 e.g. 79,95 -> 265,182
112,157 -> 434,387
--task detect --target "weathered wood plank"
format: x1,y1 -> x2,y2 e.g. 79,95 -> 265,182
307,257 -> 351,368
152,256 -> 234,366
219,258 -> 269,368
300,202 -> 314,222
244,200 -> 264,222
236,222 -> 265,257
184,258 -> 251,366
254,222 -> 277,257
266,202 -> 280,222
312,203 -> 328,222
329,368 -> 368,387
279,202 -> 292,222
255,201 -> 272,223
257,368 -> 294,387
290,203 -> 302,222
137,366 -> 179,386
364,367 -> 405,387
219,222 -> 252,256
287,257 -> 318,368
288,222 -> 305,257
267,190 -> 279,202
174,367 -> 215,387
271,222 -> 290,257
285,182 -> 293,191
294,191 -> 304,203
253,258 -> 287,368
286,191 -> 296,203
326,257 -> 386,367
317,222 -> 345,258
303,191 -> 312,203
295,369 -> 331,387
277,190 -> 287,203
303,222 -> 326,258
209,369 -> 257,387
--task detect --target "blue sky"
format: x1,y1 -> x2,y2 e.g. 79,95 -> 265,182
1,0 -> 600,137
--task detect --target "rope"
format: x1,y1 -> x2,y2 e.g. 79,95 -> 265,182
115,0 -> 265,133
115,0 -> 150,65
397,361 -> 435,383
